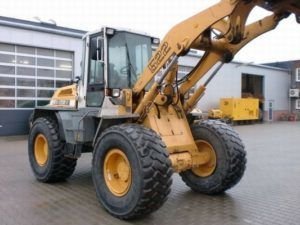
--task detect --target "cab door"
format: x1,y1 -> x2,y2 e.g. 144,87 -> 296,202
86,34 -> 105,107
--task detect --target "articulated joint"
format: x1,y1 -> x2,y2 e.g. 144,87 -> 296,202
169,152 -> 192,172
169,148 -> 216,173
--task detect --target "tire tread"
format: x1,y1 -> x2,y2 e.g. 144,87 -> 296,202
94,124 -> 173,219
29,117 -> 77,182
180,120 -> 246,194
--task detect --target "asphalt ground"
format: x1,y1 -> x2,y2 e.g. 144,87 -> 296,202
0,122 -> 300,225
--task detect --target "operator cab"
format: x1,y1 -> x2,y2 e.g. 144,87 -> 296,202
79,27 -> 159,108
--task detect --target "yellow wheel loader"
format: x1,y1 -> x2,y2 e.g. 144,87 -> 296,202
28,0 -> 300,219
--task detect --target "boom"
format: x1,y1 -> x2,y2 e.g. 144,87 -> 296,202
133,0 -> 300,115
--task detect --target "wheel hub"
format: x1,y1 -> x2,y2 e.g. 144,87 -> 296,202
34,134 -> 49,166
104,149 -> 132,197
192,140 -> 217,177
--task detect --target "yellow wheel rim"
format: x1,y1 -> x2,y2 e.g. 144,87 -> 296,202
34,134 -> 49,166
192,140 -> 217,177
103,149 -> 132,197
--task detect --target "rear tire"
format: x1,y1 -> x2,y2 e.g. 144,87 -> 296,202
180,120 -> 246,194
92,124 -> 173,219
28,117 -> 77,182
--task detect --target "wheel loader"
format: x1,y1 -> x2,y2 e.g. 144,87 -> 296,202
28,0 -> 300,219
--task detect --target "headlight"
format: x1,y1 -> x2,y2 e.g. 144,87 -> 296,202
112,89 -> 120,97
106,28 -> 115,35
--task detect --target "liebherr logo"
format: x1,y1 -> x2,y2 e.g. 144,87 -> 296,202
148,42 -> 171,73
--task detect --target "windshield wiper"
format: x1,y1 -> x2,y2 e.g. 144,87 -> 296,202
125,43 -> 137,87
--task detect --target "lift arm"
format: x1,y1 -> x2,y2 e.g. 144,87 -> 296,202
133,0 -> 300,115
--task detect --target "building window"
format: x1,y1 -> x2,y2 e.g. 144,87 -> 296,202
17,89 -> 35,97
56,70 -> 72,79
37,68 -> 54,78
37,79 -> 54,88
296,68 -> 300,82
296,99 -> 300,110
17,56 -> 35,65
37,58 -> 54,67
0,65 -> 15,74
17,67 -> 35,76
37,48 -> 54,57
56,60 -> 72,69
37,90 -> 54,98
0,88 -> 15,97
0,76 -> 15,86
0,42 -> 74,109
56,80 -> 70,88
37,100 -> 49,106
17,100 -> 35,108
0,54 -> 15,63
0,43 -> 14,52
0,99 -> 15,108
16,46 -> 35,55
17,78 -> 35,87
56,50 -> 72,59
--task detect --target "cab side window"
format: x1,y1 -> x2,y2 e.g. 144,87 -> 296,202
86,35 -> 105,107
89,36 -> 104,84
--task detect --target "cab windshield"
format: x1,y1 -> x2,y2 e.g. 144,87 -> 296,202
108,32 -> 152,88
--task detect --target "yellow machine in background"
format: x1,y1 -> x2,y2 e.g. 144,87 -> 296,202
220,98 -> 259,121
208,109 -> 223,119
209,98 -> 259,123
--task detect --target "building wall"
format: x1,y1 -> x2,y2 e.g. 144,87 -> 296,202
197,63 -> 242,111
0,25 -> 83,135
179,55 -> 291,120
0,25 -> 83,77
209,64 -> 289,114
0,110 -> 32,136
266,60 -> 300,112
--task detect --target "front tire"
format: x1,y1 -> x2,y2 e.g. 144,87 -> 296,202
28,117 -> 77,182
180,120 -> 246,194
92,124 -> 173,219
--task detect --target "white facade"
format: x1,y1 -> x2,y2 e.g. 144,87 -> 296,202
199,62 -> 290,112
177,53 -> 291,119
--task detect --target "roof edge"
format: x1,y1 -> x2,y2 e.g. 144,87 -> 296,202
0,16 -> 86,38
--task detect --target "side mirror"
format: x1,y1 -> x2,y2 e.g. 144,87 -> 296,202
73,76 -> 81,84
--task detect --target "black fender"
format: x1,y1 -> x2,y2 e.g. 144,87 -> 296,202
29,108 -> 67,141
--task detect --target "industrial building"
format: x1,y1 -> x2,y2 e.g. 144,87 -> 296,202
179,54 -> 291,122
265,60 -> 300,113
0,16 -> 293,135
0,16 -> 85,135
